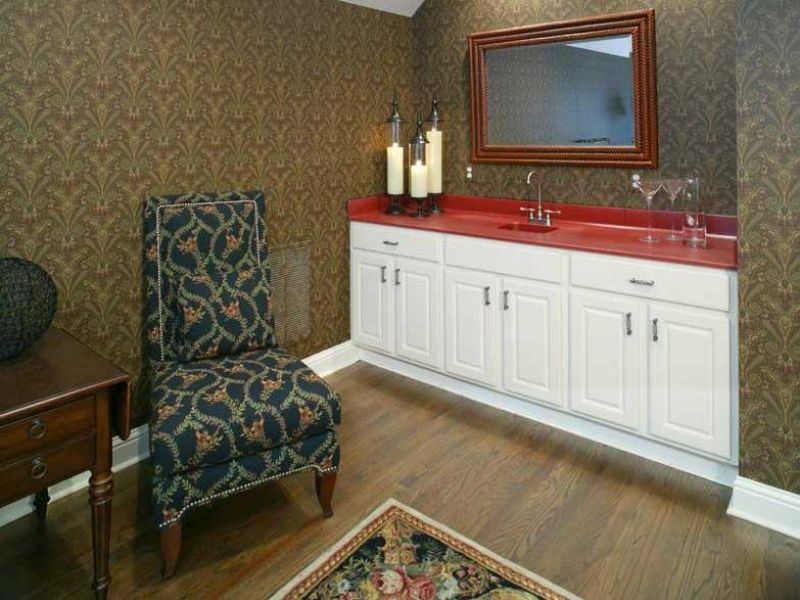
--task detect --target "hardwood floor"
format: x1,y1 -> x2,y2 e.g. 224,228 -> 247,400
0,361 -> 798,599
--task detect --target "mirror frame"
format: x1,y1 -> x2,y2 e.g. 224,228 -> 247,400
468,9 -> 658,168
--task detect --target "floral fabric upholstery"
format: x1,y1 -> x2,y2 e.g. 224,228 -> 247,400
143,191 -> 340,530
150,348 -> 341,477
144,190 -> 275,363
175,267 -> 276,361
153,430 -> 339,529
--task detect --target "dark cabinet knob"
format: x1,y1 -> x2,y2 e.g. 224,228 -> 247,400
28,417 -> 46,439
30,457 -> 48,480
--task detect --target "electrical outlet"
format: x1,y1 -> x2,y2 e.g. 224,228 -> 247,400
466,165 -> 473,181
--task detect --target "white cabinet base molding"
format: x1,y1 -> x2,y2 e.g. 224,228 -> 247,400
359,347 -> 738,487
727,477 -> 800,539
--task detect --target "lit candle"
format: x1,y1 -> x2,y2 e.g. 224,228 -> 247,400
387,144 -> 404,195
426,128 -> 443,194
410,160 -> 428,198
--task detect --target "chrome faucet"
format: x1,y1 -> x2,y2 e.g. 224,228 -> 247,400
522,171 -> 560,226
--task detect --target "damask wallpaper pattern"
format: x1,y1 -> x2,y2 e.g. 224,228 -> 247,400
736,0 -> 800,494
0,0 -> 414,421
411,0 -> 738,215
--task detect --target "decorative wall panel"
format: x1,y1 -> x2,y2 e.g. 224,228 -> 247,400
737,0 -> 800,494
0,0 -> 414,421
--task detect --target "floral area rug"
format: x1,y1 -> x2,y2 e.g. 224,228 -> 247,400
271,498 -> 579,600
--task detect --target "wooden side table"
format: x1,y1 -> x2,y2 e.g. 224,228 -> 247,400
0,328 -> 131,599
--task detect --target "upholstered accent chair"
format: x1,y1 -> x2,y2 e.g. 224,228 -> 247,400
143,190 -> 341,578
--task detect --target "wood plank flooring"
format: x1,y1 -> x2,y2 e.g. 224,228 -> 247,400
0,361 -> 798,599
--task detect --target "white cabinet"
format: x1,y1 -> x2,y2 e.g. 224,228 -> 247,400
351,249 -> 393,353
350,221 -> 737,468
444,268 -> 500,387
570,289 -> 641,430
648,303 -> 731,458
395,258 -> 443,369
502,278 -> 563,407
350,246 -> 443,368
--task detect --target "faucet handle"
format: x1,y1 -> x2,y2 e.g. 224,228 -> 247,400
543,209 -> 561,226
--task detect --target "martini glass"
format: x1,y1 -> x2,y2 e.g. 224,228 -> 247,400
661,179 -> 687,242
634,179 -> 663,243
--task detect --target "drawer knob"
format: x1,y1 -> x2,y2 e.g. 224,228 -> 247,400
629,277 -> 655,286
30,457 -> 48,480
28,417 -> 46,439
382,240 -> 399,247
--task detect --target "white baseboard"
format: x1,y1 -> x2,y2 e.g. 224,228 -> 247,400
357,348 -> 739,487
0,424 -> 151,529
0,342 -> 362,530
727,476 -> 800,539
303,340 -> 360,377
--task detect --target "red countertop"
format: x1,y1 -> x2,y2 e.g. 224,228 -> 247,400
348,195 -> 738,271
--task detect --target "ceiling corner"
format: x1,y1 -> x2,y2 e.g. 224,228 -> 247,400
335,0 -> 425,18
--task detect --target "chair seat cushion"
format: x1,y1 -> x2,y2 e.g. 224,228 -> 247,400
149,348 -> 341,477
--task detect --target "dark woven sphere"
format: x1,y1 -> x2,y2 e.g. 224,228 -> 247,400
0,257 -> 57,360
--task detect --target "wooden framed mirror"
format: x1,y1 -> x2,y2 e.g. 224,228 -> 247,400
468,10 -> 658,168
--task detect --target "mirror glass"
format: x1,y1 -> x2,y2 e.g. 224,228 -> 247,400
485,34 -> 634,147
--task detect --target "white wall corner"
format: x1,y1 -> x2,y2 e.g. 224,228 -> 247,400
303,340 -> 362,377
727,476 -> 800,540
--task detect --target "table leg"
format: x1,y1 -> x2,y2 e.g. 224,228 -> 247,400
89,471 -> 113,599
34,488 -> 50,524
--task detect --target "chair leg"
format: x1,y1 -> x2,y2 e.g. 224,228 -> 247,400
160,522 -> 182,580
315,471 -> 337,518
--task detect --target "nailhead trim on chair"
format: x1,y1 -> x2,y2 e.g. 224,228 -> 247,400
157,463 -> 339,530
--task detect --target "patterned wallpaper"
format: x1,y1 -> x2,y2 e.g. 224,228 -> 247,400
737,0 -> 800,494
0,0 -> 414,421
411,0 -> 738,215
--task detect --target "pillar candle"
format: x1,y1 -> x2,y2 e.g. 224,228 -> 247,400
410,161 -> 428,198
387,144 -> 404,195
426,129 -> 443,194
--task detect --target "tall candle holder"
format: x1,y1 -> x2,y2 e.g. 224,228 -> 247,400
408,113 -> 429,219
425,94 -> 444,214
385,94 -> 405,215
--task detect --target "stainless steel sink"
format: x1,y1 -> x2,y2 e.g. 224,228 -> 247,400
499,222 -> 557,234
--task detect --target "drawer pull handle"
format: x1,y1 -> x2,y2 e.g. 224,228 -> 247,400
382,240 -> 399,246
625,312 -> 632,336
629,277 -> 655,286
484,286 -> 491,306
652,318 -> 659,342
380,266 -> 387,283
28,417 -> 46,439
394,268 -> 400,286
503,290 -> 509,311
30,457 -> 48,480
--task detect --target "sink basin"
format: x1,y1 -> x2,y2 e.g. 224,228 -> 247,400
499,222 -> 557,234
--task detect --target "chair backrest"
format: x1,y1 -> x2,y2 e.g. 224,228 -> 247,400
143,190 -> 268,363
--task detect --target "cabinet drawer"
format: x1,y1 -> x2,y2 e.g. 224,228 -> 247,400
570,252 -> 731,312
0,395 -> 95,464
0,434 -> 95,505
350,222 -> 443,263
445,235 -> 563,283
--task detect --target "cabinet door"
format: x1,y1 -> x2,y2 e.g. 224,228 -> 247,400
570,289 -> 641,429
648,303 -> 731,458
395,258 -> 443,369
351,250 -> 393,353
445,268 -> 500,386
502,278 -> 563,406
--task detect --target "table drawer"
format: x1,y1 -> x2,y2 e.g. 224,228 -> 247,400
0,434 -> 94,505
350,222 -> 443,263
570,252 -> 731,312
446,235 -> 563,283
0,395 -> 95,464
